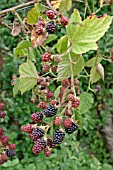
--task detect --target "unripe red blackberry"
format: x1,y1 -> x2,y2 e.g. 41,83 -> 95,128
110,56 -> 113,61
0,136 -> 9,146
44,148 -> 52,157
42,63 -> 50,72
0,103 -> 4,110
53,117 -> 62,126
72,98 -> 80,108
36,21 -> 45,28
35,27 -> 43,35
6,149 -> 16,157
110,47 -> 113,54
1,153 -> 8,162
47,138 -> 56,148
61,78 -> 70,87
74,79 -> 79,85
63,118 -> 72,128
46,21 -> 57,34
21,124 -> 33,133
46,89 -> 54,99
0,127 -> 4,136
68,94 -> 75,101
31,127 -> 44,140
50,100 -> 56,105
44,105 -> 57,117
42,52 -> 51,62
46,10 -> 55,19
53,129 -> 65,144
31,112 -> 43,123
8,144 -> 16,150
0,111 -> 6,118
65,122 -> 78,134
60,16 -> 68,26
39,102 -> 47,109
32,139 -> 47,154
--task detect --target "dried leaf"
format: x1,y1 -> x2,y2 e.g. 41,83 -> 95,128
31,30 -> 48,48
11,21 -> 21,36
97,63 -> 104,81
51,0 -> 61,9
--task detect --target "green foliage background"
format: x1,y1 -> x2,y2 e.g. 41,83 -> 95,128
0,0 -> 113,169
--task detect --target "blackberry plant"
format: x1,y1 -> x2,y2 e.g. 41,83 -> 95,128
0,0 -> 113,160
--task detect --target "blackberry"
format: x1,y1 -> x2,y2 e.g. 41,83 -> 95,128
21,124 -> 33,133
47,138 -> 56,148
38,70 -> 45,76
72,98 -> 80,108
35,27 -> 43,35
68,94 -> 75,101
44,148 -> 52,157
31,128 -> 44,140
44,105 -> 57,117
53,117 -> 62,126
31,112 -> 43,123
0,103 -> 4,110
8,144 -> 16,150
60,16 -> 68,26
1,153 -> 8,162
39,102 -> 46,109
32,139 -> 47,154
42,64 -> 50,72
42,52 -> 51,62
63,118 -> 72,128
53,129 -> 65,144
0,111 -> 6,118
0,136 -> 9,146
6,149 -> 16,157
46,21 -> 57,34
46,10 -> 55,19
65,122 -> 78,134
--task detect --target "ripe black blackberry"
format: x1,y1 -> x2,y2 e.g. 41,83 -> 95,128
53,129 -> 65,144
65,122 -> 78,134
31,128 -> 44,140
46,21 -> 57,34
47,138 -> 56,148
44,105 -> 57,117
5,149 -> 16,157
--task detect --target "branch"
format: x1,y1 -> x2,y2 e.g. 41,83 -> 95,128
0,0 -> 37,15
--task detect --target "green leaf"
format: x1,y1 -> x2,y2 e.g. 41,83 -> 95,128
85,57 -> 102,67
59,0 -> 72,12
57,53 -> 84,80
14,40 -> 36,61
67,9 -> 82,40
35,2 -> 45,12
101,163 -> 113,170
78,92 -> 94,114
14,40 -> 32,57
90,66 -> 101,84
69,14 -> 112,54
54,85 -> 62,100
73,110 -> 82,127
27,7 -> 40,24
45,34 -> 57,44
56,35 -> 68,53
18,60 -> 38,94
71,42 -> 98,54
13,78 -> 20,97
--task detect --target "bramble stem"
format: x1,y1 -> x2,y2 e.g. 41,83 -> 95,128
0,0 -> 37,15
83,0 -> 92,14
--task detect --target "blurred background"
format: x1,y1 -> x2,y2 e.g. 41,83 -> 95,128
0,0 -> 113,169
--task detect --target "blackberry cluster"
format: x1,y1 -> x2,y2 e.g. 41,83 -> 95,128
53,129 -> 65,144
46,21 -> 57,34
44,105 -> 57,117
65,122 -> 78,134
0,102 -> 16,165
